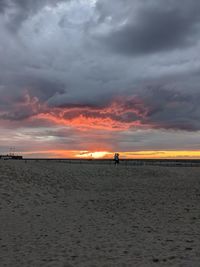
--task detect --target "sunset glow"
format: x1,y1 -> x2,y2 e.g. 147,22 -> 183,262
20,150 -> 200,159
1,0 -> 200,159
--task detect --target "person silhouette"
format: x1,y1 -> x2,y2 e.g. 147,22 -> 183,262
114,153 -> 119,165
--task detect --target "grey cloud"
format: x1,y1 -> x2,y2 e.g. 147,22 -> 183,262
97,0 -> 200,55
0,91 -> 43,121
0,0 -> 65,14
0,0 -> 66,31
0,0 -> 7,13
1,108 -> 37,121
47,90 -> 112,109
141,87 -> 200,131
116,129 -> 200,151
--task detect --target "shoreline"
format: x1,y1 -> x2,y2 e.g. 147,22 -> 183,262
2,158 -> 200,167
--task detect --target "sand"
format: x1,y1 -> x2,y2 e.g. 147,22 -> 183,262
0,160 -> 200,267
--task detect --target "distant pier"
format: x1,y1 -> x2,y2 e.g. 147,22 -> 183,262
0,155 -> 23,160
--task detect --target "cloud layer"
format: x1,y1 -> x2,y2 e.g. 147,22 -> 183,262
1,0 -> 200,156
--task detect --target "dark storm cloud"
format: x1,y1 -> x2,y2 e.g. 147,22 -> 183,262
97,0 -> 200,55
140,87 -> 200,131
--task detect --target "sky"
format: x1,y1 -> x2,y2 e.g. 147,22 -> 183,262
1,0 -> 200,158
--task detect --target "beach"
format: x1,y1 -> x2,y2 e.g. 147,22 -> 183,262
0,160 -> 200,267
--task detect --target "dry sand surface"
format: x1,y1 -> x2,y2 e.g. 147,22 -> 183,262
0,160 -> 200,267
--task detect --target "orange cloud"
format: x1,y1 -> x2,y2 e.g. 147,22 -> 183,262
32,96 -> 148,131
